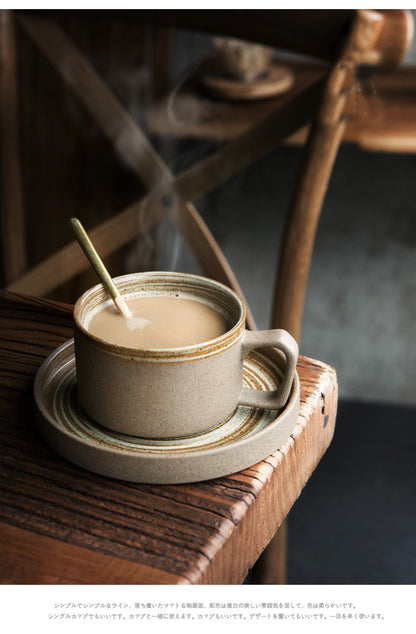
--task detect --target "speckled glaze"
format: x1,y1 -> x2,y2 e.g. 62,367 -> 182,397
34,340 -> 300,483
73,272 -> 298,439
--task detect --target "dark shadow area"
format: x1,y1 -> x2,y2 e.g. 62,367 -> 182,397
286,399 -> 416,584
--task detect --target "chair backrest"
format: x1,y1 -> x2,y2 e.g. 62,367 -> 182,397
2,9 -> 413,339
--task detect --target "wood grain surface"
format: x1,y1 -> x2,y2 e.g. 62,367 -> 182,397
0,290 -> 337,584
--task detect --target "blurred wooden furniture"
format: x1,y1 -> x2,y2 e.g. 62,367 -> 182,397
0,10 -> 173,297
0,9 -> 412,583
3,10 -> 413,335
147,60 -> 416,154
0,289 -> 337,584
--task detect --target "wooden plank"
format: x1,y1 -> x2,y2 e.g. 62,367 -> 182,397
28,9 -> 413,69
130,9 -> 411,69
0,10 -> 27,284
0,522 -> 183,584
0,290 -> 337,584
82,9 -> 356,63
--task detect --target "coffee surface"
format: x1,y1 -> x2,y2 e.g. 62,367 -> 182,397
87,295 -> 228,348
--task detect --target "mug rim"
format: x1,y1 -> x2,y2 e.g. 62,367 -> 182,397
73,271 -> 246,359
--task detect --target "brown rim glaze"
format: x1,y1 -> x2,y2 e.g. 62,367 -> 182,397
73,272 -> 246,362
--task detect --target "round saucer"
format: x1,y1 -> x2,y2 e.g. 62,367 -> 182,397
201,63 -> 295,101
34,339 -> 299,484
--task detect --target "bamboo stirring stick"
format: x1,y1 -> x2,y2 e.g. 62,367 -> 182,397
69,217 -> 132,318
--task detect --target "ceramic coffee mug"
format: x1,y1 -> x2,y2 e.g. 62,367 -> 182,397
212,36 -> 274,81
73,272 -> 298,439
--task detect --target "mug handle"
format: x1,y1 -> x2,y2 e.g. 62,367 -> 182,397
239,329 -> 298,410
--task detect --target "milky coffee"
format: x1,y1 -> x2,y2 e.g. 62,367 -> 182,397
87,295 -> 228,349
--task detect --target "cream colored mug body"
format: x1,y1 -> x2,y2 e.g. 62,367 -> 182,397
73,272 -> 298,439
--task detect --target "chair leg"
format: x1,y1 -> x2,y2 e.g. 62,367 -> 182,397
257,81 -> 347,587
250,521 -> 287,584
259,12 -> 385,586
271,112 -> 347,340
272,9 -> 384,341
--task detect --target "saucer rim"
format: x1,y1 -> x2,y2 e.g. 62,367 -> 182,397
34,339 -> 300,483
201,62 -> 295,101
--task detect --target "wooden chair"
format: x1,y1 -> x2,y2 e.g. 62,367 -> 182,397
1,9 -> 412,583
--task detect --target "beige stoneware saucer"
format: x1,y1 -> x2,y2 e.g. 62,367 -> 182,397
201,63 -> 295,101
34,339 -> 300,484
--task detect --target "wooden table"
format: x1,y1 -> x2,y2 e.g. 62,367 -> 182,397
0,290 -> 337,584
146,60 -> 416,154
